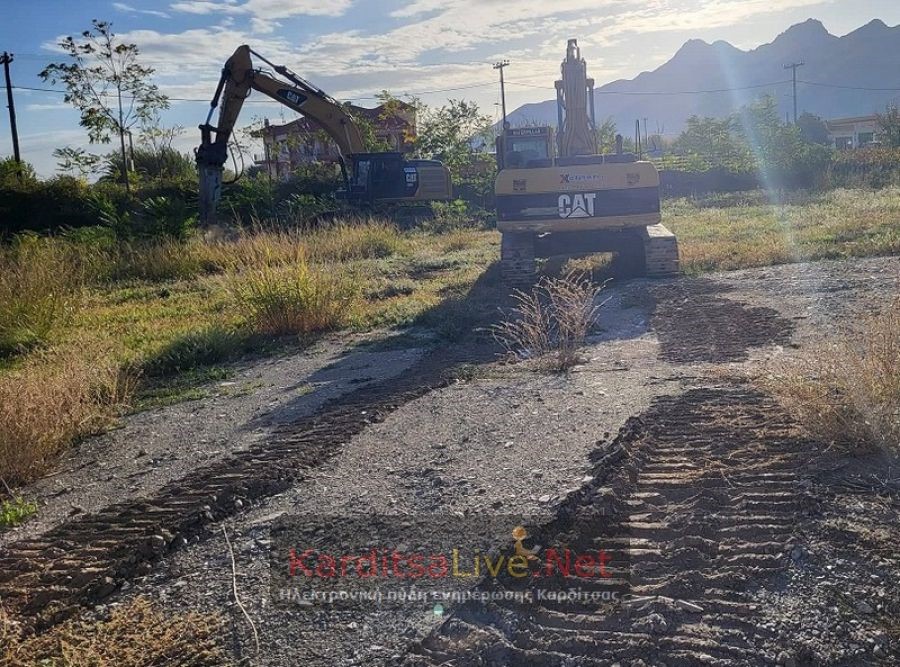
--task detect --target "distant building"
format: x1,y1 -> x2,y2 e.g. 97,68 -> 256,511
825,115 -> 879,149
255,101 -> 416,179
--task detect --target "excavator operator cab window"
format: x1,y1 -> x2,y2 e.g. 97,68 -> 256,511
504,137 -> 551,169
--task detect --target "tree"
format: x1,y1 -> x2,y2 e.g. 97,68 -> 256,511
414,99 -> 493,177
0,157 -> 37,187
53,146 -> 101,179
672,115 -> 753,172
797,112 -> 829,145
39,20 -> 168,193
876,105 -> 900,148
595,117 -> 618,154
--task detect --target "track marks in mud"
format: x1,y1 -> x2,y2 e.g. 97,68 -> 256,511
401,386 -> 816,667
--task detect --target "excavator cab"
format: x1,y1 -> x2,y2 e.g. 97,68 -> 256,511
496,127 -> 555,170
344,153 -> 451,203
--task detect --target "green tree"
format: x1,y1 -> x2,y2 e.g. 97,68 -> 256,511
736,96 -> 831,187
876,105 -> 900,147
595,116 -> 618,153
414,99 -> 493,177
40,20 -> 169,193
53,146 -> 101,179
797,112 -> 829,145
0,157 -> 37,187
672,115 -> 752,172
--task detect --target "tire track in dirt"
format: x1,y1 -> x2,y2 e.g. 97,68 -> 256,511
400,386 -> 816,666
0,346 -> 492,631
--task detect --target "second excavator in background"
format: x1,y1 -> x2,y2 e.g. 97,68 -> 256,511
494,39 -> 680,284
196,46 -> 452,225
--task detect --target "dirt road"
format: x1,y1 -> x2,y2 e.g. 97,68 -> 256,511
2,255 -> 898,665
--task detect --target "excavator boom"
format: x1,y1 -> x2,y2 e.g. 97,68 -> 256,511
196,45 -> 450,224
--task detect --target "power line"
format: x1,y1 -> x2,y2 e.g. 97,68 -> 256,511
783,62 -> 804,123
12,80 -> 498,103
506,79 -> 794,94
797,80 -> 900,91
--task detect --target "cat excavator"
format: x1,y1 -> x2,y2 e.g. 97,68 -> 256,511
495,39 -> 679,284
196,46 -> 451,224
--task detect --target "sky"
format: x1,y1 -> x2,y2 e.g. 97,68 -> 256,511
2,0 -> 899,176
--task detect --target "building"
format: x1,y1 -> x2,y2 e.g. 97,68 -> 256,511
255,101 -> 416,179
825,115 -> 879,149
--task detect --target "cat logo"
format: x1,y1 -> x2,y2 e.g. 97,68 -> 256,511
558,193 -> 597,218
626,172 -> 641,186
513,179 -> 527,192
276,89 -> 307,106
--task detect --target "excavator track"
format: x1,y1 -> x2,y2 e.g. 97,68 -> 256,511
0,347 -> 490,632
399,385 -> 815,666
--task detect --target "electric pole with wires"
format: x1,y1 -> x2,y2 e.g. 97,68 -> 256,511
1,51 -> 23,180
493,60 -> 510,129
783,61 -> 804,124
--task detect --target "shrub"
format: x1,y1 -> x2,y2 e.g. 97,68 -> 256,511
1,597 -> 230,666
0,235 -> 83,355
763,299 -> 900,455
492,271 -> 606,370
0,496 -> 37,529
142,325 -> 241,377
0,346 -> 137,486
231,260 -> 357,336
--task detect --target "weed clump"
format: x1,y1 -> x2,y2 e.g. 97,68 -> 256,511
493,272 -> 606,371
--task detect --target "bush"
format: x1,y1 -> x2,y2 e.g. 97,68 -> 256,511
231,260 -> 357,336
0,346 -> 137,486
763,299 -> 900,455
0,235 -> 83,355
492,272 -> 606,371
142,326 -> 241,377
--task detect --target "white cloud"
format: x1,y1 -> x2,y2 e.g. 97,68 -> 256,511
169,0 -> 351,18
113,2 -> 172,19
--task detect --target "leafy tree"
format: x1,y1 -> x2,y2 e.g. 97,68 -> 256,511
797,112 -> 829,145
735,96 -> 831,187
672,115 -> 753,172
876,105 -> 900,148
414,99 -> 493,178
53,146 -> 101,179
39,20 -> 169,192
0,157 -> 37,187
595,116 -> 618,153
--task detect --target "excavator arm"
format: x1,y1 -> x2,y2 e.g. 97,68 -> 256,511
196,45 -> 365,223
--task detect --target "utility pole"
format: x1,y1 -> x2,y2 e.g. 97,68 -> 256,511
783,61 -> 804,124
1,52 -> 22,180
493,60 -> 510,129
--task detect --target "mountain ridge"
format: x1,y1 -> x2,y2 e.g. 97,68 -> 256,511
507,18 -> 900,136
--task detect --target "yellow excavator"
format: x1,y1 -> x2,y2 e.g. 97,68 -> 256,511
495,39 -> 679,284
196,46 -> 452,224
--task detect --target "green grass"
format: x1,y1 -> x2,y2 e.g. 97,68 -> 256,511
665,187 -> 900,274
0,496 -> 38,529
1,188 -> 896,487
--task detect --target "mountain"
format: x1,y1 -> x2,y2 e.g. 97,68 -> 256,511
507,19 -> 900,136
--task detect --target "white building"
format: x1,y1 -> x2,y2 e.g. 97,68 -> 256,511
825,115 -> 879,149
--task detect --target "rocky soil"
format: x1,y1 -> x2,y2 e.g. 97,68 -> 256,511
2,255 -> 898,666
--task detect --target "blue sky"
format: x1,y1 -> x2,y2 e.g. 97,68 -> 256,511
2,0 -> 899,176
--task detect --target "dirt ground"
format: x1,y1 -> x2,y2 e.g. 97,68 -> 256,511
2,255 -> 898,666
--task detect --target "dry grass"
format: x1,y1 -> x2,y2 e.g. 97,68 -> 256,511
762,300 -> 900,455
1,597 -> 231,666
204,220 -> 405,271
230,259 -> 358,336
493,271 -> 606,371
0,346 -> 137,486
